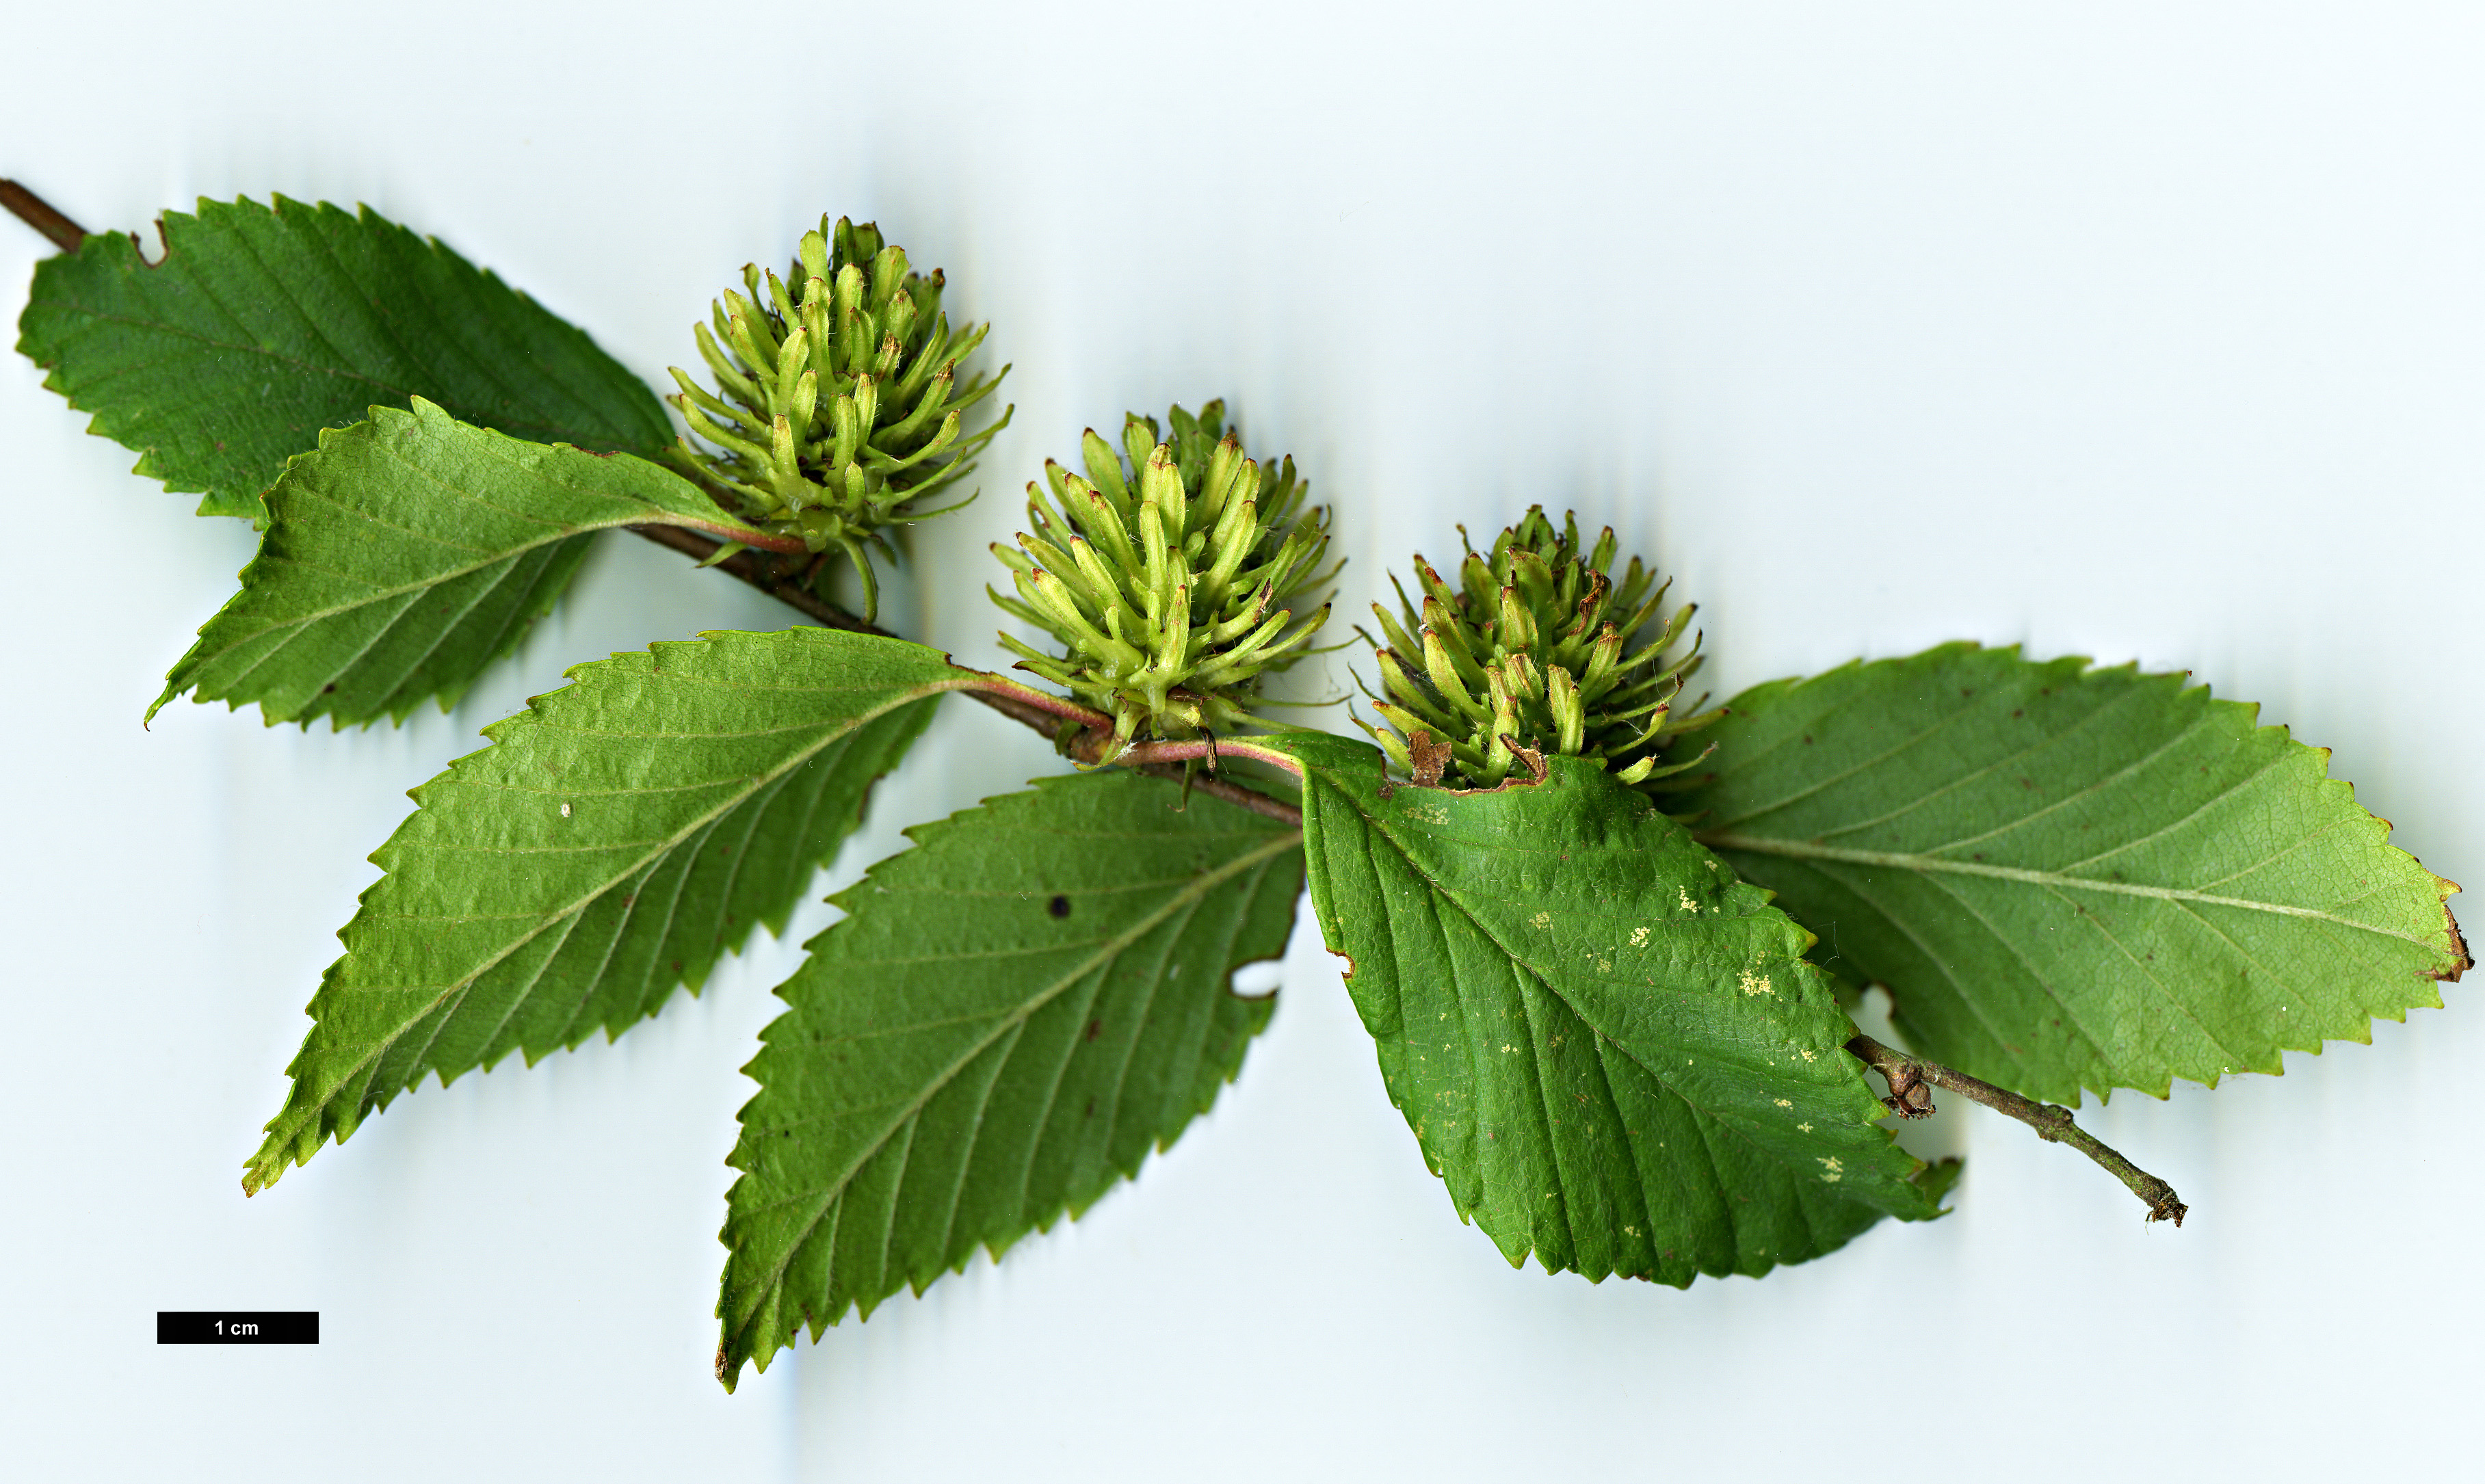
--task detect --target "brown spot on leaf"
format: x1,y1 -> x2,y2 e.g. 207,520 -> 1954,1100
1408,730 -> 1451,787
1503,737 -> 1548,784
2439,901 -> 2472,981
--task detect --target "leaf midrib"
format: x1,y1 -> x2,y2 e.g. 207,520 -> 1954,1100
1315,771 -> 1859,1161
254,676 -> 972,1176
1698,831 -> 2440,948
170,418 -> 765,722
41,289 -> 642,450
235,440 -> 737,637
726,827 -> 1302,1341
1308,767 -> 1932,1250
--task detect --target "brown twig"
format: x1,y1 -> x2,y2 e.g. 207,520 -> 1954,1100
1121,762 -> 1304,826
630,524 -> 877,633
631,525 -> 1307,826
1845,1032 -> 2187,1225
1116,737 -> 1304,774
1,180 -> 88,252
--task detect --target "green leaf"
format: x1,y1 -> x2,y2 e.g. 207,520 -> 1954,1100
153,399 -> 786,729
16,194 -> 672,520
1265,731 -> 1944,1288
717,771 -> 1302,1390
243,627 -> 980,1195
1676,643 -> 2469,1104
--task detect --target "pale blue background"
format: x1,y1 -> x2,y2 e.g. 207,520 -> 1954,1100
5,3 -> 2482,1479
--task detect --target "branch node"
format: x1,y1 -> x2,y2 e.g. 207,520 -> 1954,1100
1878,1058 -> 1936,1118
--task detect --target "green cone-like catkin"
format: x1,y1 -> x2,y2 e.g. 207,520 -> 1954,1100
990,402 -> 1337,759
666,217 -> 1010,621
1357,507 -> 1715,789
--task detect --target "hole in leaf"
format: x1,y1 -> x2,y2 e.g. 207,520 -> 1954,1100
1230,959 -> 1284,998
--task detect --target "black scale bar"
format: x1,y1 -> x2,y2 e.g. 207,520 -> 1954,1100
157,1311 -> 319,1344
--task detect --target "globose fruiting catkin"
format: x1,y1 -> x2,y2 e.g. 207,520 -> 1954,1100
665,217 -> 1010,621
1359,506 -> 1716,789
990,402 -> 1337,760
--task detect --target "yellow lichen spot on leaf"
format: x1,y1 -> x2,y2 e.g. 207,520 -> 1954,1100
1738,968 -> 1773,996
1818,1156 -> 1843,1184
1798,1122 -> 1813,1133
1774,1098 -> 1792,1108
1798,1048 -> 1815,1062
1530,910 -> 1552,929
1629,926 -> 1650,948
1677,886 -> 1700,914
